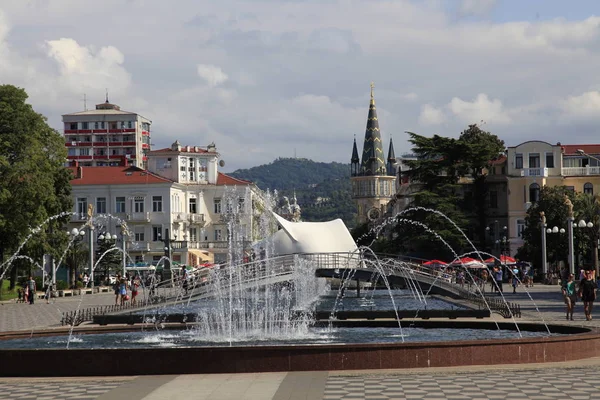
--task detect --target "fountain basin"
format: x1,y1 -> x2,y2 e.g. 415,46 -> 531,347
0,321 -> 596,377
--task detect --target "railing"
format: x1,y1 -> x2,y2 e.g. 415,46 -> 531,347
562,166 -> 600,176
126,212 -> 150,222
188,213 -> 205,225
520,168 -> 548,177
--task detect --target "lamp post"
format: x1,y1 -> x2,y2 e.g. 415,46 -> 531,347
98,232 -> 116,283
575,219 -> 594,272
67,227 -> 86,287
158,228 -> 172,282
118,224 -> 129,277
541,212 -> 547,277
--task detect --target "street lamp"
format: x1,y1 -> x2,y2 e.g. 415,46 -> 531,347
117,225 -> 129,277
68,228 -> 86,287
575,219 -> 594,272
98,232 -> 116,284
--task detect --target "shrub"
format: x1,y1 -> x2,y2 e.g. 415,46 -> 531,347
75,281 -> 84,289
56,280 -> 68,290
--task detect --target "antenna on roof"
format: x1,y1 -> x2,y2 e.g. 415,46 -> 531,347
82,93 -> 87,111
105,88 -> 109,103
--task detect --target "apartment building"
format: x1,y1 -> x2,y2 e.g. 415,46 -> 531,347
67,141 -> 259,266
506,141 -> 600,256
62,98 -> 152,169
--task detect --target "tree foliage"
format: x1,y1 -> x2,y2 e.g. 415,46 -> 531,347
382,124 -> 504,260
229,158 -> 356,227
0,85 -> 72,289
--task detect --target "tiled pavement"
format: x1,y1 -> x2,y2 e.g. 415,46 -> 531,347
3,284 -> 600,399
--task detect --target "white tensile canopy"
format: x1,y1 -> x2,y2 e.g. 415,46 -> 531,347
270,213 -> 358,256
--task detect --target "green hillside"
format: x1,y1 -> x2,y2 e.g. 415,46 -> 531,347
229,158 -> 356,228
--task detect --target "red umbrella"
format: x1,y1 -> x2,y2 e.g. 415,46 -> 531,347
451,257 -> 486,268
484,255 -> 517,264
423,260 -> 448,267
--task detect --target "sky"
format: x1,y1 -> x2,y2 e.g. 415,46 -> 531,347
2,0 -> 600,172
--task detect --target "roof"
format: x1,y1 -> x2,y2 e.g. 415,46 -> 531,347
489,155 -> 507,165
561,144 -> 600,156
69,166 -> 173,185
150,147 -> 210,154
63,109 -> 139,116
217,172 -> 252,186
360,84 -> 386,176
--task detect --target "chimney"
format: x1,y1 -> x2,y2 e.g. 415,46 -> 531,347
76,166 -> 83,179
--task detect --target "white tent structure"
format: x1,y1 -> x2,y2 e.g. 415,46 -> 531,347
269,213 -> 358,256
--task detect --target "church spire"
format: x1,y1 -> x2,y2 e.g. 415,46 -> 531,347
386,137 -> 397,176
351,136 -> 360,176
360,82 -> 385,176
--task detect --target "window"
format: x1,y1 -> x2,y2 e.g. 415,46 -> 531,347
96,197 -> 106,214
94,122 -> 99,129
529,183 -> 540,203
116,197 -> 126,213
76,197 -> 87,218
529,153 -> 540,168
517,220 -> 526,238
214,199 -> 221,214
238,197 -> 245,213
68,148 -> 76,156
134,197 -> 144,213
70,123 -> 77,130
190,228 -> 197,241
152,196 -> 162,212
127,121 -> 133,129
214,229 -> 222,241
489,190 -> 498,209
134,227 -> 145,242
80,148 -> 90,156
546,152 -> 554,168
152,226 -> 162,242
584,183 -> 594,195
100,121 -> 105,129
189,198 -> 197,214
81,122 -> 88,129
515,153 -> 523,169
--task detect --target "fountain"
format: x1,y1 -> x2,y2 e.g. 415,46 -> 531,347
0,204 -> 599,377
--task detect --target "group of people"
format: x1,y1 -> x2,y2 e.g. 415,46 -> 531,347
112,273 -> 141,306
16,276 -> 37,304
562,269 -> 598,321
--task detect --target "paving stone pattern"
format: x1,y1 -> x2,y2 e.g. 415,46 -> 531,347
0,379 -> 129,400
324,368 -> 600,400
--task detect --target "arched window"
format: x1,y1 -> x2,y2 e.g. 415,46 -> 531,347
529,183 -> 540,203
584,182 -> 594,195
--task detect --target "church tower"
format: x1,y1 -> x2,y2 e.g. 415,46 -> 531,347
350,83 -> 396,225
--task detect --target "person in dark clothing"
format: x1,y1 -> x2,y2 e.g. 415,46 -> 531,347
578,270 -> 597,321
493,266 -> 503,294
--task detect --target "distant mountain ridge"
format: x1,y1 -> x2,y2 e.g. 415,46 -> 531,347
229,158 -> 356,228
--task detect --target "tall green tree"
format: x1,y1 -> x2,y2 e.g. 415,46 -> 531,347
0,85 -> 72,290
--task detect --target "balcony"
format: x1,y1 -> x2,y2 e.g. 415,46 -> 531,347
70,213 -> 87,222
519,168 -> 548,177
562,166 -> 600,176
188,213 -> 205,226
126,212 -> 150,222
172,212 -> 187,223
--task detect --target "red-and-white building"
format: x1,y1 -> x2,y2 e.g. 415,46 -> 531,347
62,98 -> 152,169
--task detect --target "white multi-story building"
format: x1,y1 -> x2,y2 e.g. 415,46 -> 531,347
62,98 -> 152,169
67,141 -> 260,266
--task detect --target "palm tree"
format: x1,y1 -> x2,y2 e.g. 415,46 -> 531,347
575,193 -> 600,277
65,242 -> 89,288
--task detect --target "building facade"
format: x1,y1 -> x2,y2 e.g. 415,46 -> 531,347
506,141 -> 600,257
67,141 -> 261,267
350,84 -> 396,225
63,98 -> 152,169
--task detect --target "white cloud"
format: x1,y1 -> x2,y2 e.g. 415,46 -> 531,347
459,0 -> 496,17
448,93 -> 511,124
561,91 -> 600,117
418,104 -> 445,126
197,64 -> 229,87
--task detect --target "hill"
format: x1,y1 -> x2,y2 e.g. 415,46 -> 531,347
229,158 -> 356,228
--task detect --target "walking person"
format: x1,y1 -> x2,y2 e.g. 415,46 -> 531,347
562,274 -> 577,320
511,268 -> 519,294
119,277 -> 128,306
578,269 -> 596,321
113,274 -> 121,305
493,266 -> 503,294
27,276 -> 36,304
131,276 -> 140,306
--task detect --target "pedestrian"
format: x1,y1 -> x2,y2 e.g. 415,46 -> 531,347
113,274 -> 121,305
131,276 -> 140,305
511,268 -> 519,294
83,273 -> 89,288
578,270 -> 596,321
562,274 -> 577,320
27,276 -> 36,304
119,277 -> 128,306
494,266 -> 503,294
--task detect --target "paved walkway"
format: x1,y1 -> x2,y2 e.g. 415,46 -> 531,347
2,284 -> 600,399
